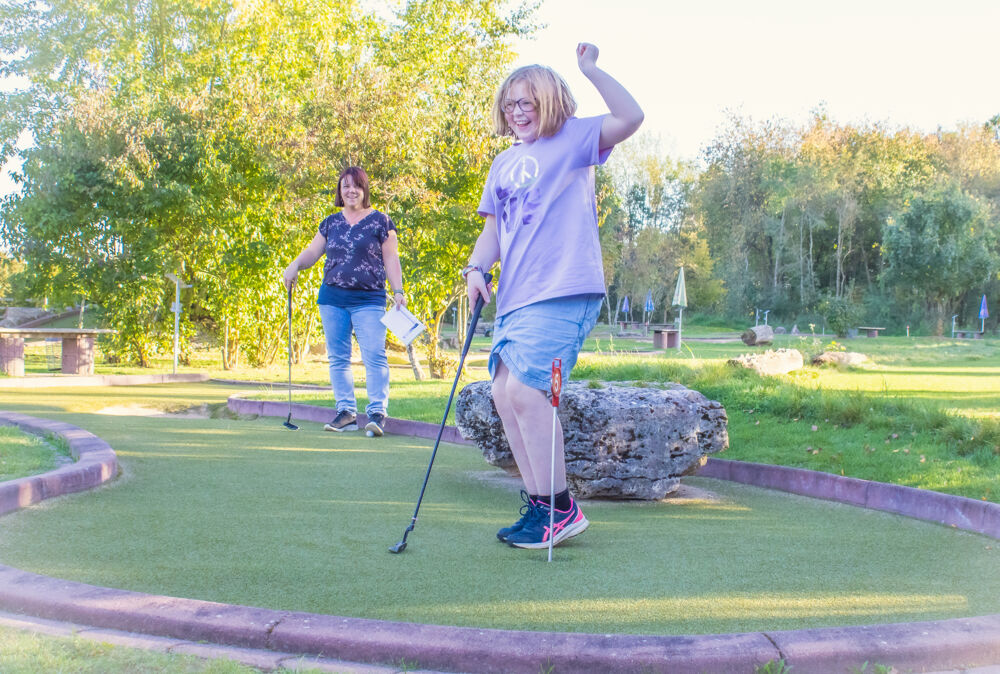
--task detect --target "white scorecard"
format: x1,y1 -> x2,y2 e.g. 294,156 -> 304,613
380,306 -> 426,345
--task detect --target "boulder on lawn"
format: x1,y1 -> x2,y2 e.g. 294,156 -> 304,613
741,325 -> 774,346
455,380 -> 728,500
728,348 -> 804,376
0,307 -> 50,328
812,351 -> 869,367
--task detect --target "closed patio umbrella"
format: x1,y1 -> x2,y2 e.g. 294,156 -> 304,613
672,268 -> 687,351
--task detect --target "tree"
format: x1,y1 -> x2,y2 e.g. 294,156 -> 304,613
881,181 -> 998,335
1,0 -> 536,369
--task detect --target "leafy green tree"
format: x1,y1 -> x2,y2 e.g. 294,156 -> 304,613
881,181 -> 998,334
2,0 -> 536,370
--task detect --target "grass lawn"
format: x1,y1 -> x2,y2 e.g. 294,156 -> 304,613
1,384 -> 998,637
0,623 -> 270,673
0,426 -> 71,481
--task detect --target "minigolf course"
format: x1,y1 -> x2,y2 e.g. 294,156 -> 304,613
1,398 -> 999,673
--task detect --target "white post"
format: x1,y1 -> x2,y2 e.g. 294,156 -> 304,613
677,307 -> 683,352
172,281 -> 180,374
952,315 -> 958,338
166,273 -> 192,375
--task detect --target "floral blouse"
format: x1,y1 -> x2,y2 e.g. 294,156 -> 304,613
318,209 -> 396,290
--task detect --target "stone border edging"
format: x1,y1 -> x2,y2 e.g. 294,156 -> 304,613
2,409 -> 999,672
0,412 -> 117,516
226,391 -> 470,446
700,458 -> 1000,540
7,308 -> 80,329
0,373 -> 210,389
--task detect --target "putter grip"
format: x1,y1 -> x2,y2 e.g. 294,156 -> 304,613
473,272 -> 493,313
462,272 -> 492,355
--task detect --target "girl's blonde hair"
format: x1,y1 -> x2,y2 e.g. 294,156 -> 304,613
491,65 -> 577,139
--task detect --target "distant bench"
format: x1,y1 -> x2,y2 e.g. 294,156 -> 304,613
618,321 -> 675,336
954,329 -> 984,340
856,326 -> 886,338
0,328 -> 115,377
652,328 -> 679,349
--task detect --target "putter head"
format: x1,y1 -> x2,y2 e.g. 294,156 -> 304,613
388,541 -> 407,554
283,415 -> 298,431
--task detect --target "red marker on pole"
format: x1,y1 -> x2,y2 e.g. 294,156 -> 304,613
548,358 -> 562,562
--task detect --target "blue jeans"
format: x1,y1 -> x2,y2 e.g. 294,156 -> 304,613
318,304 -> 389,416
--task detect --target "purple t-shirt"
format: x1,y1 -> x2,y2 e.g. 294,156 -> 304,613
318,209 -> 395,290
478,115 -> 612,317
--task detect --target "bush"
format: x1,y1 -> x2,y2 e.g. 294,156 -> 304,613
819,294 -> 863,337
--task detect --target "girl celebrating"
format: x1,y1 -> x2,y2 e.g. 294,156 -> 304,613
464,43 -> 643,549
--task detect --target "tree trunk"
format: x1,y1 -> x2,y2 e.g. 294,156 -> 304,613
406,343 -> 425,380
835,216 -> 844,299
772,207 -> 786,293
798,217 -> 804,305
835,194 -> 857,299
456,294 -> 467,346
601,289 -> 612,325
807,218 -> 816,304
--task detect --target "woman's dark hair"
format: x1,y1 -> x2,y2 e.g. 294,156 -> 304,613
335,166 -> 371,208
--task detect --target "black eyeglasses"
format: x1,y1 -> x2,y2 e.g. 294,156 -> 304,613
501,98 -> 536,114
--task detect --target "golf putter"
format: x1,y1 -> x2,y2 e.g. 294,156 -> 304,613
548,358 -> 561,562
389,272 -> 492,554
283,285 -> 299,431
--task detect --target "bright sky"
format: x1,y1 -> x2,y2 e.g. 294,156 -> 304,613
513,0 -> 1000,161
3,0 -> 999,197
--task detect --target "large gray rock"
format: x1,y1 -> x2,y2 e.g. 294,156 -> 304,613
0,307 -> 50,328
812,351 -> 868,367
728,348 -> 804,376
454,381 -> 728,500
741,325 -> 774,345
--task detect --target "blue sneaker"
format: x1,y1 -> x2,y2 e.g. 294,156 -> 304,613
497,491 -> 539,542
505,498 -> 589,549
364,413 -> 386,437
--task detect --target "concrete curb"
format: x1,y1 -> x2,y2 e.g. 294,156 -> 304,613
2,410 -> 1000,672
0,373 -> 210,389
0,412 -> 117,516
7,308 -> 80,329
226,391 -> 472,446
700,458 -> 1000,540
0,610 -> 405,673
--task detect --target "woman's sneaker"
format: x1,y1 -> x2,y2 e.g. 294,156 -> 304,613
497,491 -> 539,542
505,498 -> 589,549
365,413 -> 386,437
324,410 -> 357,432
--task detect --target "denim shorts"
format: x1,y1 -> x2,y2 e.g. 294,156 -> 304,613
489,294 -> 603,391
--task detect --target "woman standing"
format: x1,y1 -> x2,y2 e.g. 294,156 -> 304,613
283,166 -> 404,437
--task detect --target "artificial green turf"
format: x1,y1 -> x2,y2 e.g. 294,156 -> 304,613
251,335 -> 1000,501
1,384 -> 998,636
